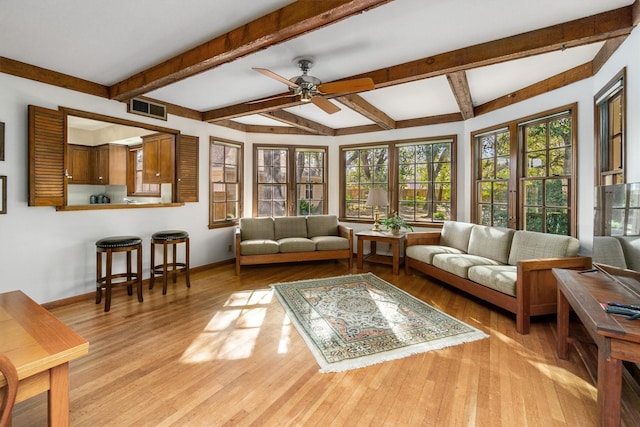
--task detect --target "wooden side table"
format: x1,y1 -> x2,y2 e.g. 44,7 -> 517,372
356,230 -> 406,275
554,267 -> 640,426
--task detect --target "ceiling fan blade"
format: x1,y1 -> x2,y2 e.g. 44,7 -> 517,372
247,93 -> 295,104
318,77 -> 375,94
311,96 -> 341,114
252,67 -> 299,89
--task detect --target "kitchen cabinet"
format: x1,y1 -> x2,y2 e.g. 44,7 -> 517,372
95,144 -> 127,185
29,105 -> 197,209
67,144 -> 93,184
143,133 -> 175,184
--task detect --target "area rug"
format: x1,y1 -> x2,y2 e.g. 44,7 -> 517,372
271,273 -> 488,373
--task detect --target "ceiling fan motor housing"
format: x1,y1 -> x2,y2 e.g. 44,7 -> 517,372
289,75 -> 321,101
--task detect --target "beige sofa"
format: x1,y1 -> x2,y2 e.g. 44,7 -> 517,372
235,215 -> 353,275
405,221 -> 592,334
592,235 -> 640,272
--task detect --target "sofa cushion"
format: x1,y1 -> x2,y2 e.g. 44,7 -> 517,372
240,217 -> 275,241
592,236 -> 628,269
508,231 -> 580,265
307,215 -> 339,237
274,216 -> 308,240
468,265 -> 518,297
311,236 -> 350,251
240,240 -> 279,256
432,253 -> 501,279
406,245 -> 466,265
467,225 -> 515,265
278,237 -> 316,253
616,236 -> 640,271
440,221 -> 474,252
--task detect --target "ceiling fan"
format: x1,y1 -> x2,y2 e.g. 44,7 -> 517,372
252,57 -> 375,114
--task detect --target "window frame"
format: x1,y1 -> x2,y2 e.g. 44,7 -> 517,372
470,104 -> 578,236
209,137 -> 243,229
594,68 -> 626,186
252,144 -> 328,217
339,136 -> 457,226
127,145 -> 161,197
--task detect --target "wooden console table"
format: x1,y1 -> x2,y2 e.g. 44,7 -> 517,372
357,230 -> 406,275
0,291 -> 89,426
553,268 -> 640,427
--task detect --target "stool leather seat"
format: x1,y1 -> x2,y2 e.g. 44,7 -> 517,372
151,230 -> 189,241
150,230 -> 190,295
96,236 -> 143,248
96,236 -> 143,312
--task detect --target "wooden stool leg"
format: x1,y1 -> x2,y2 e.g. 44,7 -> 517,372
162,240 -> 169,295
126,250 -> 133,296
172,242 -> 178,284
136,243 -> 143,303
96,251 -> 102,304
149,241 -> 155,290
185,237 -> 191,288
105,249 -> 113,312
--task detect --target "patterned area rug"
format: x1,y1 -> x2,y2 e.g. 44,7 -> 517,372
271,273 -> 488,372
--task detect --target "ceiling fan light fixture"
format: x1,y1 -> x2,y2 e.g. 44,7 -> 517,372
300,89 -> 313,102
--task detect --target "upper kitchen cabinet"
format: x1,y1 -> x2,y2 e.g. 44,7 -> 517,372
67,144 -> 93,184
95,144 -> 127,185
28,105 -> 199,209
142,133 -> 175,184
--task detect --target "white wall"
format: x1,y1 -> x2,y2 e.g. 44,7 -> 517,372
0,73 -> 244,302
1,27 -> 638,303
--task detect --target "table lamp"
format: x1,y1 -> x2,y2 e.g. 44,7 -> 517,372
365,188 -> 389,231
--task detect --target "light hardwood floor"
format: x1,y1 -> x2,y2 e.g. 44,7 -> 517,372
10,260 -> 627,426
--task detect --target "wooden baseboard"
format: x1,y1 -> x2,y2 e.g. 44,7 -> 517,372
41,258 -> 235,310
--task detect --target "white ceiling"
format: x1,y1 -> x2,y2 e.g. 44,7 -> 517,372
0,0 -> 635,132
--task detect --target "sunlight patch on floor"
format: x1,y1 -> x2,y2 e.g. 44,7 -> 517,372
278,314 -> 292,354
180,289 -> 274,363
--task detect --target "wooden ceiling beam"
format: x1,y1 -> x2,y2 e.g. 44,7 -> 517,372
592,35 -> 628,74
0,56 -> 109,98
108,0 -> 394,101
474,63 -> 593,116
336,94 -> 396,129
357,6 -> 634,89
445,71 -> 474,120
259,110 -> 336,135
205,5 -> 635,121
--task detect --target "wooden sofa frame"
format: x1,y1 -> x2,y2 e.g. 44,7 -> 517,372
235,225 -> 353,275
404,231 -> 592,334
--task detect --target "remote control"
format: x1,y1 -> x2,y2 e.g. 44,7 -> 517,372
607,301 -> 640,311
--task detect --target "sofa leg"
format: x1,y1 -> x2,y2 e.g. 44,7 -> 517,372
516,314 -> 530,334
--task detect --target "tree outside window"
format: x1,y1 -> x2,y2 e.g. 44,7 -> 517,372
471,107 -> 577,236
398,140 -> 453,223
343,146 -> 389,220
254,145 -> 327,217
521,114 -> 573,235
474,129 -> 510,227
341,137 -> 455,224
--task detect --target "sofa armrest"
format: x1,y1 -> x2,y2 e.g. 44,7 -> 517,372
406,231 -> 441,247
338,225 -> 354,246
515,256 -> 592,334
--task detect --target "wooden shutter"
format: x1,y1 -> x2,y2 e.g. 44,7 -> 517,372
176,134 -> 199,202
28,105 -> 65,206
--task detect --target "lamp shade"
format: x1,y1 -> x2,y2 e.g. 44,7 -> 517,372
365,188 -> 389,208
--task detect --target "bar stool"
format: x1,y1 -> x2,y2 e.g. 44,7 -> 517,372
95,236 -> 143,312
150,230 -> 191,295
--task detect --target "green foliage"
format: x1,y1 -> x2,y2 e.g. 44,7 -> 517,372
381,212 -> 414,232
